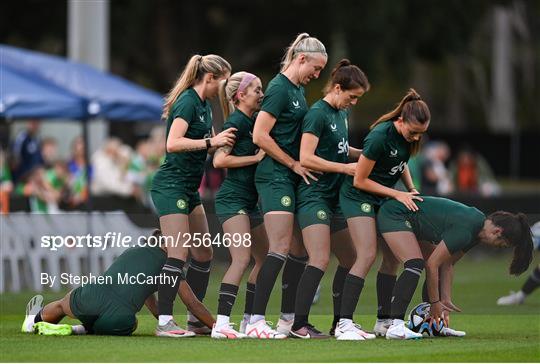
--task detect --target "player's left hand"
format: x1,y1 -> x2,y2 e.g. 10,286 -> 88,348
431,301 -> 453,326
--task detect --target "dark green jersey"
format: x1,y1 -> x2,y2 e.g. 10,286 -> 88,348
222,109 -> 258,189
378,196 -> 486,254
298,99 -> 349,195
153,88 -> 212,188
102,246 -> 167,312
342,121 -> 411,199
260,73 -> 308,161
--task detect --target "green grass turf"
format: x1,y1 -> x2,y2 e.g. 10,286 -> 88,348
1,253 -> 539,362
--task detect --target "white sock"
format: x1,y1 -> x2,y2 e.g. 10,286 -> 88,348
280,313 -> 294,321
249,314 -> 265,325
215,315 -> 230,328
159,315 -> 173,326
242,313 -> 251,322
71,325 -> 87,335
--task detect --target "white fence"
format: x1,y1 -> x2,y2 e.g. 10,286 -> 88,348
0,211 -> 152,292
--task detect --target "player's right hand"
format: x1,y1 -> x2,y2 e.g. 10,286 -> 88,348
292,161 -> 319,185
394,191 -> 423,211
211,127 -> 237,148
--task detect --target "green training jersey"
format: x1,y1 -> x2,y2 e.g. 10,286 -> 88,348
342,120 -> 411,198
260,73 -> 308,160
298,99 -> 350,195
153,88 -> 212,188
379,196 -> 486,254
221,109 -> 259,189
102,246 -> 167,312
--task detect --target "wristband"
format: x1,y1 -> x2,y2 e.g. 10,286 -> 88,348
205,138 -> 212,149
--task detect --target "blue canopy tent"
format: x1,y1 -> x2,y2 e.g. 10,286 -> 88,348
0,44 -> 163,121
0,63 -> 87,119
1,44 -> 165,211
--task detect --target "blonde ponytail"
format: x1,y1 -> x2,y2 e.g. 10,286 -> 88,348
281,33 -> 327,72
163,54 -> 231,120
218,71 -> 258,119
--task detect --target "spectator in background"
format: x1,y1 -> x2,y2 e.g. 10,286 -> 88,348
421,141 -> 453,195
40,137 -> 58,169
91,138 -> 139,199
67,136 -> 91,207
448,147 -> 501,196
11,119 -> 42,182
127,140 -> 153,206
14,166 -> 60,213
0,147 -> 13,213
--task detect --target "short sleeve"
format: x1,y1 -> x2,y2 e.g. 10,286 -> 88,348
302,109 -> 325,138
261,84 -> 288,119
170,95 -> 196,125
223,116 -> 243,138
441,228 -> 474,254
362,130 -> 385,161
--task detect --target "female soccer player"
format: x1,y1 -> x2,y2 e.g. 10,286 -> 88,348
289,59 -> 371,339
150,54 -> 235,337
336,89 -> 430,340
22,232 -> 215,336
376,196 -> 534,339
246,33 -> 328,339
211,71 -> 268,339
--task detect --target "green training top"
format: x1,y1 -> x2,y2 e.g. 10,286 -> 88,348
153,88 -> 212,188
299,99 -> 350,194
342,120 -> 411,198
378,196 -> 486,254
102,246 -> 167,312
260,73 -> 308,160
221,109 -> 259,189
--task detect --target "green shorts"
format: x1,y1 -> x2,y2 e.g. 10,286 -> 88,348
255,179 -> 298,214
339,183 -> 387,220
296,193 -> 346,232
215,181 -> 262,226
376,200 -> 413,234
150,187 -> 202,217
70,285 -> 137,336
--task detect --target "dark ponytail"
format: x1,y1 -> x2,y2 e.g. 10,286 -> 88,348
323,58 -> 370,94
488,211 -> 534,275
370,88 -> 431,155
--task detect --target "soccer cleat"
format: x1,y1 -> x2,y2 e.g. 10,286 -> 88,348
246,320 -> 287,339
289,323 -> 330,339
156,320 -> 196,338
211,323 -> 247,339
385,321 -> 423,340
33,322 -> 72,336
187,320 -> 212,335
373,318 -> 393,337
497,291 -> 525,306
276,317 -> 294,336
22,295 -> 43,333
336,320 -> 376,340
239,318 -> 248,334
441,327 -> 466,337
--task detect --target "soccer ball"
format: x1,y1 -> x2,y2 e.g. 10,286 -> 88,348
407,302 -> 446,337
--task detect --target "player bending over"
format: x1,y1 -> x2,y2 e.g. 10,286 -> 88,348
22,231 -> 214,336
376,196 -> 533,339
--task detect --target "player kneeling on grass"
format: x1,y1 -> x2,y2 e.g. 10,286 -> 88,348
376,196 -> 533,340
22,230 -> 214,337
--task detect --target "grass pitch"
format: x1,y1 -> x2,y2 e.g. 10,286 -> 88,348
1,253 -> 539,362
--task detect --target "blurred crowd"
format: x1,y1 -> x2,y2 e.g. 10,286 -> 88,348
0,120 -> 500,214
